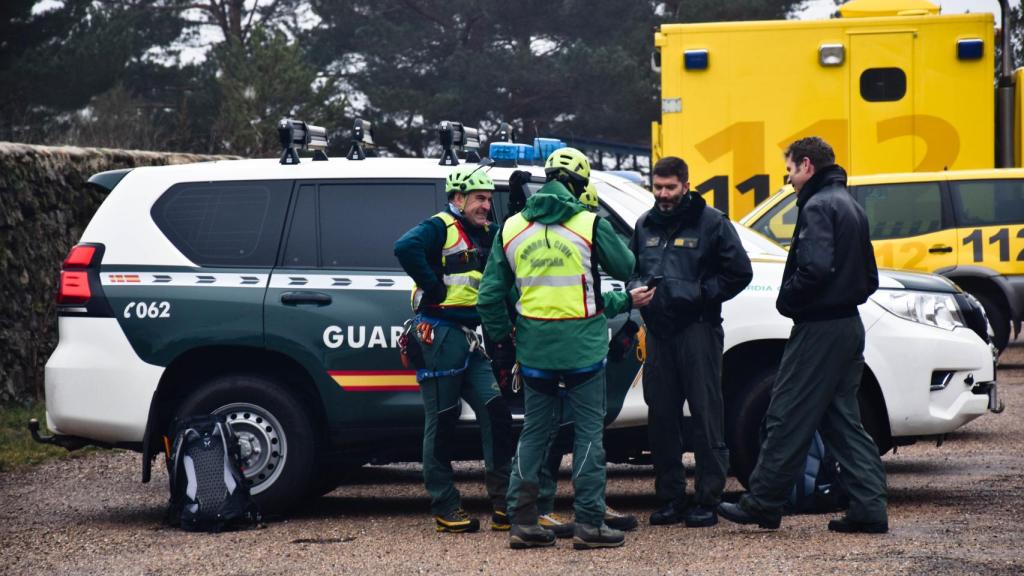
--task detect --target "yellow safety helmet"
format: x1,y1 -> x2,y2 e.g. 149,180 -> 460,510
580,182 -> 599,210
445,164 -> 495,197
544,147 -> 591,182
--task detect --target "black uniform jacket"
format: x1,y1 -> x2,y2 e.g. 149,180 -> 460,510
629,192 -> 753,338
777,164 -> 879,322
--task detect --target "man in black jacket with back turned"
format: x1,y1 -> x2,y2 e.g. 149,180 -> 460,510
628,156 -> 752,528
719,136 -> 888,534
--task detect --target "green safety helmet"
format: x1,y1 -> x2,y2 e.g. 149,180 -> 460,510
544,147 -> 590,195
445,164 -> 495,196
580,182 -> 599,210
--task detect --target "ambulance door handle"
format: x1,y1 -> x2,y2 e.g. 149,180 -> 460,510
928,245 -> 953,254
281,291 -> 332,306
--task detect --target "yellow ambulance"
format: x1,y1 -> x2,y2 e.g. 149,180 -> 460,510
652,0 -> 1021,220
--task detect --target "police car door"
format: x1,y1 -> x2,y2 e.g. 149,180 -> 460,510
264,180 -> 440,432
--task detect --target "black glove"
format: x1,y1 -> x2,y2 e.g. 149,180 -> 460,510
507,170 -> 531,215
420,283 -> 447,308
608,319 -> 640,362
487,336 -> 517,392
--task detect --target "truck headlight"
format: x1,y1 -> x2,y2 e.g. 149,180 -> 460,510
871,290 -> 965,330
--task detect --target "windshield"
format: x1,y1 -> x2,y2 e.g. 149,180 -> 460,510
594,176 -> 788,258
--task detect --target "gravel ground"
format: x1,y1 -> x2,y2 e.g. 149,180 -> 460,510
2,343 -> 1022,576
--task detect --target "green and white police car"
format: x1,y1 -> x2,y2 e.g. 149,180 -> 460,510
38,121 -> 1001,514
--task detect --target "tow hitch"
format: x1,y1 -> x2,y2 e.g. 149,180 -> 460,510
971,382 -> 1005,414
27,419 -> 114,451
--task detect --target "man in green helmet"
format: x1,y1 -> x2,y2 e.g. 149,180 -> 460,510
394,163 -> 514,534
478,147 -> 655,550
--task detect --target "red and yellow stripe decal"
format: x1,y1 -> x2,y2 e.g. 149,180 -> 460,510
329,370 -> 419,392
107,274 -> 141,283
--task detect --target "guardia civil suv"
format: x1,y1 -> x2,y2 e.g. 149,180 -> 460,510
39,122 -> 1001,515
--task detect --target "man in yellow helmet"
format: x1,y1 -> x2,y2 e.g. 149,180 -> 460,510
394,163 -> 513,534
478,147 -> 655,550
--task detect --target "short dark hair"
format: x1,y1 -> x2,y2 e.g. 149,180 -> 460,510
652,156 -> 689,183
784,137 -> 835,170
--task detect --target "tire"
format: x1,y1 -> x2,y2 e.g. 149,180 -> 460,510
174,373 -> 317,516
725,366 -> 775,488
973,292 -> 1010,353
726,365 -> 892,488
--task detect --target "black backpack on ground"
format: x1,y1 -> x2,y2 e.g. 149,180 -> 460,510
786,431 -> 849,514
166,414 -> 262,532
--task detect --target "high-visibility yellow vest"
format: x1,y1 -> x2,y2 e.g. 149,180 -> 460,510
412,211 -> 482,310
502,210 -> 601,320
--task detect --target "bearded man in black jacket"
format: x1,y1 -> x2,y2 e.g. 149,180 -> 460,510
718,137 -> 889,534
628,156 -> 752,528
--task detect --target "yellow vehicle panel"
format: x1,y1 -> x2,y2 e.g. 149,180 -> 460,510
655,12 -> 995,220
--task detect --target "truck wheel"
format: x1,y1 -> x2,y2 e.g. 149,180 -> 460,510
174,373 -> 317,516
727,366 -> 892,488
974,292 -> 1010,352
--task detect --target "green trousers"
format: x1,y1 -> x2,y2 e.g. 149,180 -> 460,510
741,317 -> 888,523
508,368 -> 607,527
419,324 -> 513,516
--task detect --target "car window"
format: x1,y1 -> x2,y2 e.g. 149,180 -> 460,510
151,180 -> 292,267
281,184 -> 317,267
751,193 -> 797,245
951,178 -> 1024,227
855,182 -> 943,240
319,182 -> 437,269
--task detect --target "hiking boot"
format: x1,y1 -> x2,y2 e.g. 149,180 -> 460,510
649,502 -> 686,526
434,509 -> 480,533
604,506 -> 638,531
509,524 -> 557,549
827,516 -> 888,534
491,509 -> 510,531
684,505 -> 718,528
539,513 -> 575,539
717,502 -> 781,530
573,522 -> 625,550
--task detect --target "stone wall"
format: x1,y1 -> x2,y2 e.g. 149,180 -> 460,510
0,142 -> 237,403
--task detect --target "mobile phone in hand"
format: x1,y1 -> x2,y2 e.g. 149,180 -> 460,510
646,275 -> 664,289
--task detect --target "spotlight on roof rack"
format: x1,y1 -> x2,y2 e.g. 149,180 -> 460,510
278,118 -> 328,165
438,120 -> 484,165
495,122 -> 517,144
347,118 -> 375,161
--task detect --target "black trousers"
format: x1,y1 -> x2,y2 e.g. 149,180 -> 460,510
643,322 -> 729,508
741,316 -> 888,522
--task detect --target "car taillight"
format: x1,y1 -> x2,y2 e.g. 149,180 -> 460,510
58,244 -> 98,305
63,245 -> 96,268
58,271 -> 91,304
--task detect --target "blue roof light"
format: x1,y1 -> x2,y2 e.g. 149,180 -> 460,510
534,138 -> 566,163
685,49 -> 709,70
489,143 -> 535,167
957,38 -> 983,60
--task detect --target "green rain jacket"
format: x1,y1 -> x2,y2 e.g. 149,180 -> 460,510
478,180 -> 635,371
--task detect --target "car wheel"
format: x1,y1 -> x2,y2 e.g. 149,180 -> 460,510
727,366 -> 892,488
174,373 -> 317,516
726,366 -> 775,488
973,292 -> 1010,352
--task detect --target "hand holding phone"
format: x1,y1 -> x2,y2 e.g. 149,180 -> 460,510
646,275 -> 664,289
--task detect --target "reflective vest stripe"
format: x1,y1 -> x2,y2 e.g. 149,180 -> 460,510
502,222 -> 535,274
516,275 -> 586,288
443,275 -> 481,288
